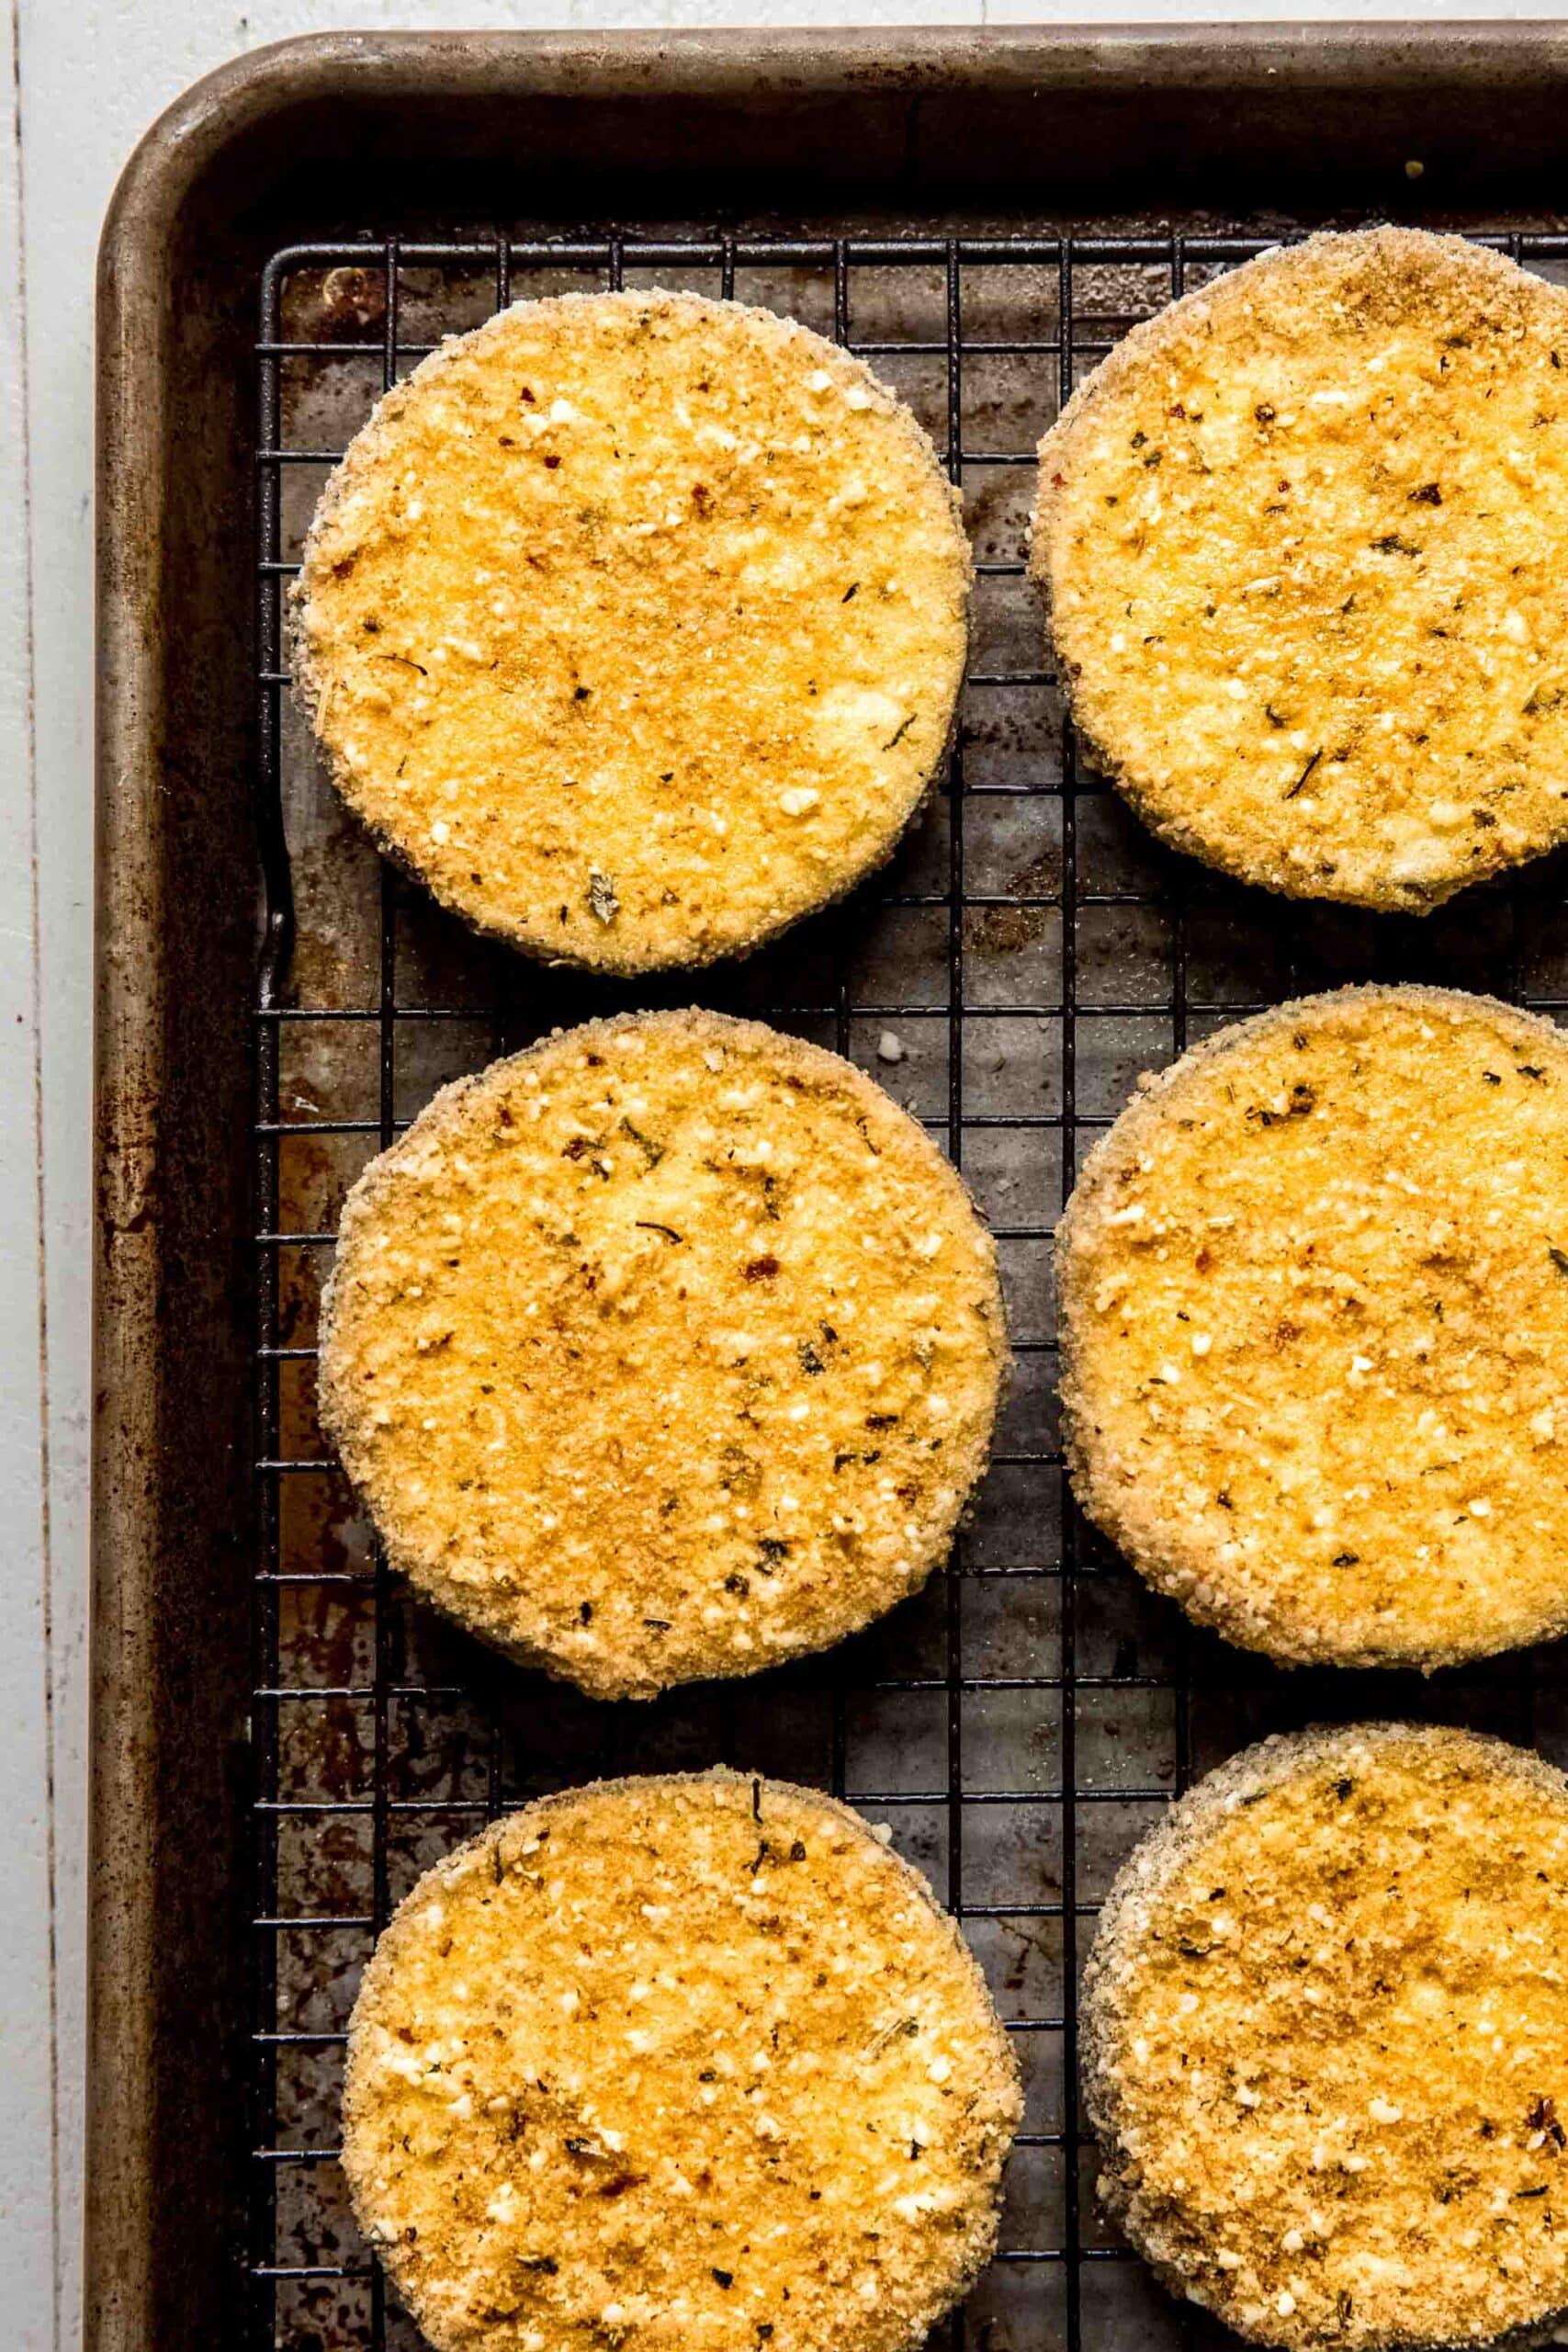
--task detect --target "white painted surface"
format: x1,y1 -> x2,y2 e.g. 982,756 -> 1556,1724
4,4 -> 1566,2346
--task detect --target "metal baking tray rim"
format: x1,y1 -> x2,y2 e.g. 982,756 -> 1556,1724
95,27 -> 1568,2352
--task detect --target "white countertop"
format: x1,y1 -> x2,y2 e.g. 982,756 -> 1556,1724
4,4 -> 1561,2342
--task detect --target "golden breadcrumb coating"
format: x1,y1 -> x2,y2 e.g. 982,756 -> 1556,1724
1057,984 -> 1568,1670
290,289 -> 970,972
1084,1724 -> 1568,2352
343,1771 -> 1021,2352
319,1011 -> 1007,1699
1031,228 -> 1568,910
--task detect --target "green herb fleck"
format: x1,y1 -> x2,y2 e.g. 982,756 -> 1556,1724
1284,748 -> 1323,801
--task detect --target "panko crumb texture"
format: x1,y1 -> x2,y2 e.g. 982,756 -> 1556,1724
1031,227 -> 1568,911
343,1770 -> 1022,2352
319,1010 -> 1008,1700
1084,1724 -> 1568,2352
290,288 -> 970,973
1057,984 -> 1568,1670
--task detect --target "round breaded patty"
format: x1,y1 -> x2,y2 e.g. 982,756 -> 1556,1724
1057,984 -> 1568,1670
343,1770 -> 1021,2352
1031,228 -> 1568,910
1084,1723 -> 1568,2351
320,1010 -> 1007,1699
290,289 -> 970,972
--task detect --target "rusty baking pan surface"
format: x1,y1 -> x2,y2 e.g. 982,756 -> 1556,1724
95,28 -> 1568,2352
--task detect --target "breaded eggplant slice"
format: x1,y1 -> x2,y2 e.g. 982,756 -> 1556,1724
319,1010 -> 1008,1699
344,1770 -> 1021,2352
292,289 -> 970,971
1084,1723 -> 1568,2351
1057,984 -> 1568,1668
1032,228 -> 1568,910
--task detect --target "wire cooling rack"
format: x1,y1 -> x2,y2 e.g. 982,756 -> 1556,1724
251,226 -> 1568,2352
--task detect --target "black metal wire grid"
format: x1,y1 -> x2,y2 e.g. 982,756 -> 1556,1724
250,225 -> 1568,2352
